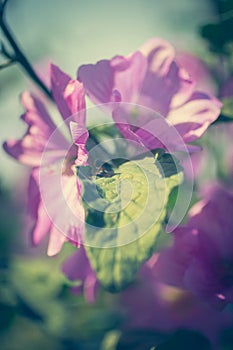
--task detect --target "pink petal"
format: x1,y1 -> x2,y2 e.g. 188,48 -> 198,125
70,121 -> 89,145
28,169 -> 51,247
113,105 -> 188,153
62,246 -> 92,281
65,80 -> 86,123
3,139 -> 44,166
78,52 -> 147,106
139,38 -> 194,115
21,91 -> 56,131
3,92 -> 57,166
31,202 -> 51,246
47,225 -> 67,256
176,52 -> 216,94
69,121 -> 89,166
78,59 -> 114,104
110,51 -> 147,102
28,168 -> 40,219
139,38 -> 175,74
153,227 -> 198,287
62,246 -> 99,303
51,64 -> 86,121
40,168 -> 85,247
167,92 -> 222,142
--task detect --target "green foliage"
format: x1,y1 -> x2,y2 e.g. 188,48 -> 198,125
218,98 -> 233,121
82,152 -> 182,292
157,330 -> 212,350
102,329 -> 212,350
200,0 -> 233,54
219,327 -> 233,350
113,330 -> 168,350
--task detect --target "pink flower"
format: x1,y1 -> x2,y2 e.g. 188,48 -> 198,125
154,183 -> 233,308
175,52 -> 217,95
3,64 -> 88,256
78,38 -> 221,151
62,246 -> 99,303
121,259 -> 233,347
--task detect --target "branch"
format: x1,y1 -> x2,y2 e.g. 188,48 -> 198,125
0,0 -> 9,17
0,40 -> 15,61
0,3 -> 52,100
0,58 -> 15,70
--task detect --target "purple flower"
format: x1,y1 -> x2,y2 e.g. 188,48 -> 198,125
154,183 -> 233,308
78,38 -> 221,151
62,246 -> 99,303
121,258 -> 233,347
3,64 -> 88,256
176,51 -> 217,95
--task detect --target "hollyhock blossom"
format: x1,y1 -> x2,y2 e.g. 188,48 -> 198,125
154,183 -> 233,308
3,64 -> 89,256
62,246 -> 98,303
178,59 -> 233,183
121,259 -> 233,347
78,38 -> 221,152
175,52 -> 216,95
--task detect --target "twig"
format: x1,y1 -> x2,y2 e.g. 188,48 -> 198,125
0,0 -> 9,16
0,1 -> 52,100
0,58 -> 15,69
0,41 -> 12,59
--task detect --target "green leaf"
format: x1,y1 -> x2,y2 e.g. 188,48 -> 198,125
220,98 -> 233,120
199,0 -> 233,54
82,153 -> 182,292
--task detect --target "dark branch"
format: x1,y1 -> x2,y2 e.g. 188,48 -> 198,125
0,41 -> 13,59
0,58 -> 15,70
0,4 -> 52,100
0,0 -> 9,18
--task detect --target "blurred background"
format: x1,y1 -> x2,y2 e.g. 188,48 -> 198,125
1,1 -> 233,349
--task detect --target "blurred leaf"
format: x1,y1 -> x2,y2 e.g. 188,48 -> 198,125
199,0 -> 233,54
16,294 -> 44,322
89,124 -> 121,139
115,330 -> 168,350
157,330 -> 212,350
214,98 -> 233,123
0,184 -> 21,257
0,316 -> 63,350
220,327 -> 233,349
0,302 -> 16,331
200,21 -> 233,54
154,149 -> 182,178
101,330 -> 121,350
84,155 -> 182,292
9,250 -> 77,337
220,98 -> 233,119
